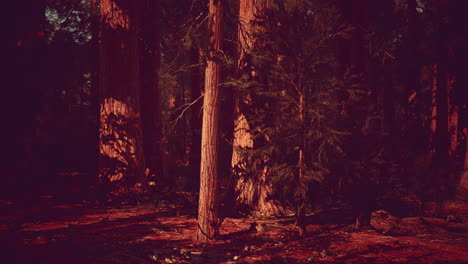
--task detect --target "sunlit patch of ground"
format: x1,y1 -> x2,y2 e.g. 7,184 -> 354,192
1,199 -> 467,263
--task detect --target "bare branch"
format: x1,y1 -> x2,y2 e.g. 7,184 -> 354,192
170,94 -> 204,129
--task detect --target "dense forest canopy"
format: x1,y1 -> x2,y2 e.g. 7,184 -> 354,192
2,0 -> 468,247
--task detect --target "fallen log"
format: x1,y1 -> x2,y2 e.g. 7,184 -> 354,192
370,210 -> 465,236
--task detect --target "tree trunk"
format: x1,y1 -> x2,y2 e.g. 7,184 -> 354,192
336,0 -> 369,79
383,65 -> 395,157
449,107 -> 458,157
233,0 -> 283,218
339,0 -> 371,228
5,0 -> 46,198
232,0 -> 257,202
434,45 -> 450,176
458,128 -> 468,200
98,0 -> 146,198
406,0 -> 421,117
138,0 -> 165,183
448,77 -> 458,157
196,0 -> 223,242
231,0 -> 259,214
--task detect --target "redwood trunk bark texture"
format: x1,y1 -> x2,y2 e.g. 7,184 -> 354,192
98,0 -> 146,197
196,0 -> 223,242
233,0 -> 284,218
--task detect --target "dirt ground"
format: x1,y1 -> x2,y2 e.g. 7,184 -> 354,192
1,197 -> 468,264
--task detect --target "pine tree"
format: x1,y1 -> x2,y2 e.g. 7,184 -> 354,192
237,0 -> 356,236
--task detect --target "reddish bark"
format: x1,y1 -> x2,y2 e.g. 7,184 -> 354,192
98,0 -> 146,197
233,0 -> 284,218
196,0 -> 223,242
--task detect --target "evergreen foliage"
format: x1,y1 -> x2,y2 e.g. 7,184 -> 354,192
230,0 -> 365,212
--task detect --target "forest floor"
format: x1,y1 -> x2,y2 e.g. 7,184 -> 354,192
1,194 -> 468,264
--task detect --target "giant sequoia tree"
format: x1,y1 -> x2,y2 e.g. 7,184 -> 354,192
233,0 -> 284,218
237,0 -> 355,236
139,0 -> 164,182
98,0 -> 146,197
196,0 -> 224,242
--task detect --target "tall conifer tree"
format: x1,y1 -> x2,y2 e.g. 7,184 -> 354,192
196,0 -> 224,242
98,0 -> 146,197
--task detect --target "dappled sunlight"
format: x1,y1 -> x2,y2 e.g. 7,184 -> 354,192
99,97 -> 140,167
232,113 -> 253,169
233,112 -> 283,217
101,0 -> 130,30
99,97 -> 145,195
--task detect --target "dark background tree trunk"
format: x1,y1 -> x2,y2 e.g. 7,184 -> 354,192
98,0 -> 146,198
139,0 -> 165,184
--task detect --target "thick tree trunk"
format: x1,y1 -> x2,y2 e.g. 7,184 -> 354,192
457,128 -> 468,200
98,0 -> 146,197
383,65 -> 395,157
233,0 -> 283,218
196,0 -> 223,242
232,0 -> 258,186
434,45 -> 450,174
406,0 -> 420,115
5,0 -> 46,198
139,0 -> 164,182
232,0 -> 256,215
449,107 -> 458,157
448,77 -> 458,157
339,0 -> 372,228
